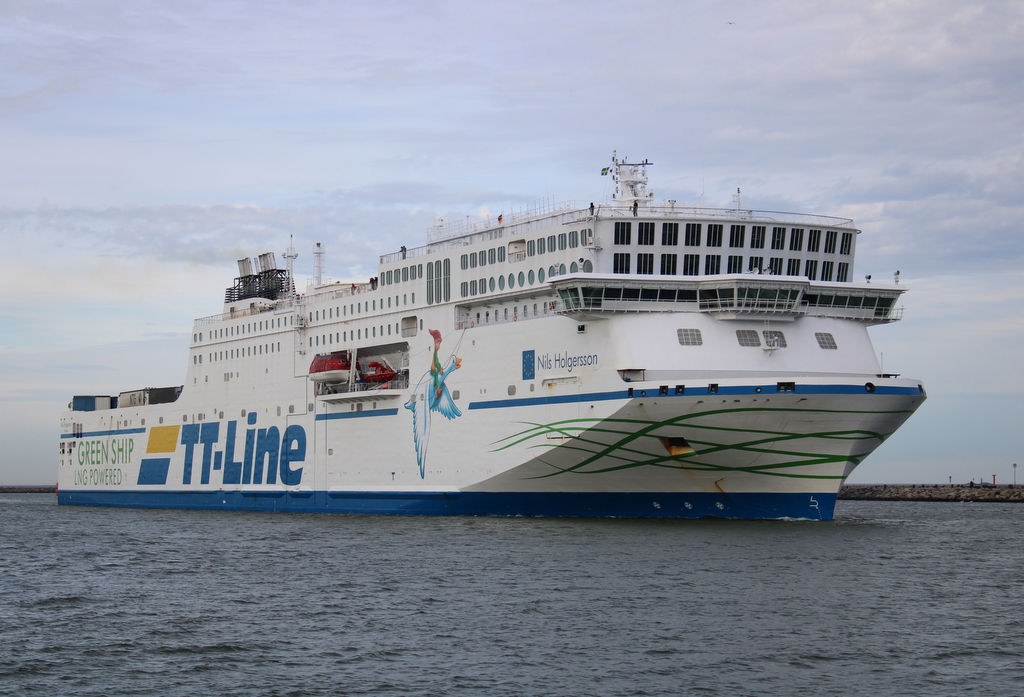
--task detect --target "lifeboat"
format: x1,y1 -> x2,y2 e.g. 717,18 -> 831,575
363,360 -> 398,384
309,351 -> 358,384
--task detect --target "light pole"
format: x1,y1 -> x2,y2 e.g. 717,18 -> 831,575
1014,463 -> 1018,487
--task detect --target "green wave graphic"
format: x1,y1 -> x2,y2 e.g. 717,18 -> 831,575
490,406 -> 913,481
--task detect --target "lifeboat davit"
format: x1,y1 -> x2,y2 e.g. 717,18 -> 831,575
309,351 -> 358,384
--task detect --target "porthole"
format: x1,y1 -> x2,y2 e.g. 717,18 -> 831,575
865,382 -> 876,393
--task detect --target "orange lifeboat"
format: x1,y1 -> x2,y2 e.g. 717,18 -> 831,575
308,351 -> 358,384
363,360 -> 398,384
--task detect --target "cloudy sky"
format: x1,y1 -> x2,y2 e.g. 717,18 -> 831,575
2,0 -> 1022,485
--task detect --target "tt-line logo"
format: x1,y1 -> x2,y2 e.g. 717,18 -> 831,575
137,412 -> 305,486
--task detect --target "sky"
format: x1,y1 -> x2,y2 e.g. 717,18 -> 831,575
2,0 -> 1022,485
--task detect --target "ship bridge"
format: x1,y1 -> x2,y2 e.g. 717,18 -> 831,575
549,274 -> 904,324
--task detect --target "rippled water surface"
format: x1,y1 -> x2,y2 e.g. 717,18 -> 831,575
3,495 -> 1023,696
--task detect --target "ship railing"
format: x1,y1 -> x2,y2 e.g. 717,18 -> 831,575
379,202 -> 856,266
194,302 -> 286,326
594,204 -> 856,228
316,373 -> 411,395
454,300 -> 562,329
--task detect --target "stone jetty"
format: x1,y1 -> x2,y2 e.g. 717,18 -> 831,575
840,484 -> 1024,503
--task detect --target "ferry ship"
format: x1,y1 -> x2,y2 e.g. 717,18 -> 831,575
58,156 -> 926,520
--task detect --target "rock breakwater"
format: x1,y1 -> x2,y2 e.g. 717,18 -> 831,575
840,484 -> 1024,503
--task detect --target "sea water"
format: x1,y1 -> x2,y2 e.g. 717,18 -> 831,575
2,494 -> 1022,696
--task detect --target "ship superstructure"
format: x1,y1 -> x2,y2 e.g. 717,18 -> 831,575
59,156 -> 925,519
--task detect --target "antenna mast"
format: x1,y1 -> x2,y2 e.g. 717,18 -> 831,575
283,235 -> 298,298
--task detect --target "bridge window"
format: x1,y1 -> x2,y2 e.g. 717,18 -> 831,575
729,225 -> 745,248
613,253 -> 631,274
685,223 -> 702,246
808,229 -> 821,252
662,222 -> 679,246
614,222 -> 632,245
638,222 -> 655,245
637,254 -> 654,275
706,224 -> 723,247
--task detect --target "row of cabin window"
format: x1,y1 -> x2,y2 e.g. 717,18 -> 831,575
677,328 -> 839,350
461,246 -> 507,269
311,294 -> 417,323
613,223 -> 853,255
472,303 -> 551,326
194,316 -> 291,343
460,261 -> 596,298
612,253 -> 850,282
459,230 -> 595,269
381,263 -> 424,286
194,342 -> 282,363
308,319 -> 420,346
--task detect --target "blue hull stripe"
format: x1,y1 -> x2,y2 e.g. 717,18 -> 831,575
316,408 -> 399,421
57,490 -> 837,521
61,427 -> 146,439
469,382 -> 920,410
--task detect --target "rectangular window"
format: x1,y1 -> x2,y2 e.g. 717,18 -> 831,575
804,259 -> 818,280
460,281 -> 468,297
426,261 -> 434,304
736,330 -> 760,347
840,232 -> 853,255
549,235 -> 557,251
729,225 -> 746,248
837,262 -> 850,282
527,240 -> 535,256
685,223 -> 702,246
660,254 -> 678,275
662,222 -> 679,246
683,254 -> 700,275
704,254 -> 721,274
786,258 -> 801,276
478,251 -> 486,267
789,228 -> 804,251
768,257 -> 783,275
568,230 -> 579,248
638,222 -> 655,245
807,229 -> 821,252
815,332 -> 838,349
821,260 -> 834,282
469,254 -> 477,268
771,227 -> 786,250
727,255 -> 744,273
489,248 -> 496,264
824,230 -> 837,254
706,224 -> 723,247
750,226 -> 766,249
537,237 -> 546,254
558,233 -> 567,250
613,253 -> 631,274
637,253 -> 654,274
460,254 -> 468,270
748,256 -> 763,272
469,279 -> 477,295
497,247 -> 506,262
614,222 -> 632,245
677,328 -> 703,346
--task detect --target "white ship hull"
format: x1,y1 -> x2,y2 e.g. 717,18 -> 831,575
58,157 -> 926,519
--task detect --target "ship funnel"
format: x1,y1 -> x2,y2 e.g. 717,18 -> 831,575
237,257 -> 253,277
261,252 -> 277,271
